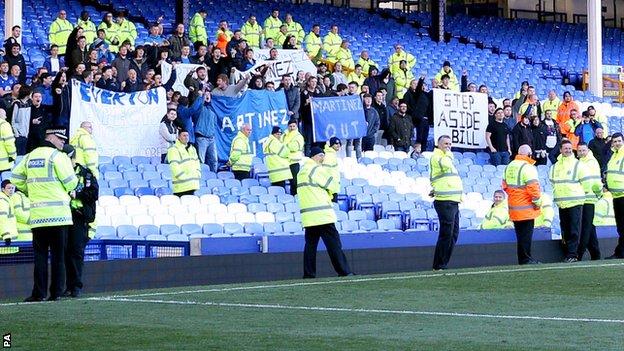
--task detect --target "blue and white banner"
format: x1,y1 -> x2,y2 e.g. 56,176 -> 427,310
69,80 -> 167,157
311,95 -> 367,142
212,90 -> 289,162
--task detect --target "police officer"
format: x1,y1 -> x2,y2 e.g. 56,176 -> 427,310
64,145 -> 98,298
480,190 -> 512,229
606,132 -> 624,259
12,128 -> 78,302
576,142 -> 602,260
167,130 -> 201,197
299,146 -> 352,278
282,119 -> 304,195
323,137 -> 342,201
503,144 -> 542,265
263,126 -> 292,188
0,180 -> 18,255
228,124 -> 254,181
70,121 -> 99,179
549,139 -> 585,263
430,135 -> 463,270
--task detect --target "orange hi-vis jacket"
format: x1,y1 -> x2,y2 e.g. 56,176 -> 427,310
502,155 -> 542,221
556,100 -> 580,125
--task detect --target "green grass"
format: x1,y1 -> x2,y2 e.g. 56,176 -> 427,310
3,261 -> 624,350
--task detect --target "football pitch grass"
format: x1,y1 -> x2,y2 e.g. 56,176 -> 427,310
3,261 -> 624,350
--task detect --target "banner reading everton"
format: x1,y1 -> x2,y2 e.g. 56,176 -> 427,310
311,95 -> 367,142
69,80 -> 167,157
213,90 -> 289,162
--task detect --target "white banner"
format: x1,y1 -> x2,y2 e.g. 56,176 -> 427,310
69,80 -> 167,157
253,49 -> 316,76
160,62 -> 201,97
433,89 -> 488,149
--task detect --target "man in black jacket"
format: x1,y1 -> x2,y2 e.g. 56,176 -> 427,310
362,93 -> 380,152
63,145 -> 98,298
372,90 -> 389,145
388,102 -> 414,152
403,76 -> 432,149
5,43 -> 27,84
588,127 -> 608,174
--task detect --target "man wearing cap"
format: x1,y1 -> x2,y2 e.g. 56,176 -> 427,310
228,124 -> 254,180
70,121 -> 98,179
434,61 -> 459,92
64,144 -> 98,298
0,109 -> 16,173
12,128 -> 78,301
298,146 -> 352,278
282,119 -> 304,195
167,130 -> 201,197
263,126 -> 292,188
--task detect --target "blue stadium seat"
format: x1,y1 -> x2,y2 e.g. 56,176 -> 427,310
250,186 -> 268,195
336,210 -> 349,222
206,179 -> 225,189
104,171 -> 123,181
263,222 -> 282,234
99,188 -> 114,196
283,221 -> 303,233
131,156 -> 151,165
224,223 -> 244,235
266,202 -> 285,213
242,178 -> 259,188
244,223 -> 264,235
168,234 -> 189,241
258,194 -> 276,204
113,156 -> 131,165
96,225 -> 116,238
285,202 -> 299,213
194,188 -> 212,196
114,187 -> 134,197
275,212 -> 293,223
277,194 -> 294,204
154,187 -> 173,197
117,225 -> 138,237
239,194 -> 259,204
181,224 -> 202,235
203,224 -> 224,235
377,218 -> 398,231
217,171 -> 235,180
348,210 -> 367,221
268,186 -> 285,195
138,225 -> 160,237
149,179 -> 168,189
137,164 -> 157,172
248,203 -> 266,213
160,224 -> 180,236
117,164 -> 137,172
134,187 -> 154,196
358,219 -> 377,231
224,179 -> 242,188
341,220 -> 358,232
142,171 -> 160,181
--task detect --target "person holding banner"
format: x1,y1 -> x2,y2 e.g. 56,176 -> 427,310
283,119 -> 304,195
263,126 -> 293,188
430,135 -> 463,270
167,130 -> 201,197
228,124 -> 255,180
298,146 -> 352,278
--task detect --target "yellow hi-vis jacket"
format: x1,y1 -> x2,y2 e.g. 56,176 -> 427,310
297,158 -> 339,227
76,19 -> 97,44
263,16 -> 283,43
0,119 -> 16,171
97,22 -> 121,53
535,194 -> 554,227
594,191 -> 616,226
117,19 -> 138,46
606,146 -> 624,199
285,21 -> 305,44
229,132 -> 254,172
388,50 -> 416,76
241,21 -> 263,48
430,148 -> 463,202
263,134 -> 292,183
323,32 -> 342,63
357,57 -> 378,75
336,47 -> 355,71
549,154 -> 586,209
322,145 -> 340,195
578,151 -> 603,204
0,191 -> 18,254
11,191 -> 31,241
167,140 -> 201,194
304,32 -> 322,58
282,129 -> 304,165
480,202 -> 512,229
70,127 -> 99,179
11,145 -> 78,228
434,67 -> 460,92
48,18 -> 74,55
189,13 -> 208,45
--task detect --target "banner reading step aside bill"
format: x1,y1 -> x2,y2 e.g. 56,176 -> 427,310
311,95 -> 367,142
433,89 -> 488,149
69,80 -> 167,157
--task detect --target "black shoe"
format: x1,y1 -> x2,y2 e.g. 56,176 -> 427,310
71,289 -> 81,298
563,257 -> 578,263
527,259 -> 541,264
23,296 -> 43,302
62,290 -> 73,298
605,254 -> 623,260
46,296 -> 61,301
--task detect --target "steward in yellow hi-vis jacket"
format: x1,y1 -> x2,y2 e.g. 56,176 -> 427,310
298,146 -> 351,279
167,131 -> 201,196
263,126 -> 292,187
282,119 -> 304,195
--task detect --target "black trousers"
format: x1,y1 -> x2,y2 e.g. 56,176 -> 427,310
612,197 -> 624,257
578,203 -> 601,260
289,163 -> 300,196
31,226 -> 68,299
303,223 -> 351,278
513,219 -> 535,264
559,205 -> 582,259
361,136 -> 375,152
174,190 -> 196,197
415,117 -> 429,147
233,170 -> 250,181
432,200 -> 460,270
65,213 -> 89,292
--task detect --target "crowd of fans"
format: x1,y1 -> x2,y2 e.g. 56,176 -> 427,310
0,7 -> 617,172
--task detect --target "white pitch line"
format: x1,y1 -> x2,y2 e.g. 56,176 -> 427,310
88,296 -> 624,324
103,262 -> 624,299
